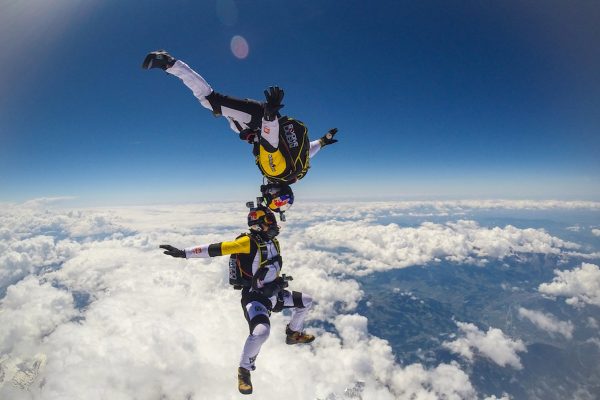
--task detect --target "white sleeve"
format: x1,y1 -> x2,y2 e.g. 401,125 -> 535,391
184,244 -> 211,258
309,139 -> 322,158
261,118 -> 280,148
166,60 -> 213,101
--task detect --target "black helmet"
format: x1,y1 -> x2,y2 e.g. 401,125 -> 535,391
261,183 -> 294,213
248,206 -> 280,239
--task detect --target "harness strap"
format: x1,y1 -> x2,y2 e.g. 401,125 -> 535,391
236,234 -> 281,274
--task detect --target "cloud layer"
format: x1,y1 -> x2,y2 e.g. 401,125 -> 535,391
1,200 -> 596,399
293,219 -> 580,275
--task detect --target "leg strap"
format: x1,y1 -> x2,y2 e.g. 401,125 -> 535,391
292,291 -> 305,308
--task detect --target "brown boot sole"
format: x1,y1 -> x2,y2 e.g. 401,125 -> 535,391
286,336 -> 315,345
238,386 -> 252,395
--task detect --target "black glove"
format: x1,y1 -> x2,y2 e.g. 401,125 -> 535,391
160,244 -> 186,258
142,50 -> 176,70
239,128 -> 257,143
263,86 -> 284,121
319,128 -> 338,147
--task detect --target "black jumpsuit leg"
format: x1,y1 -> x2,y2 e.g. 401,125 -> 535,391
205,92 -> 264,132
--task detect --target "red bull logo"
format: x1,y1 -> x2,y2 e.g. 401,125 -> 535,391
249,210 -> 266,221
273,198 -> 289,207
270,195 -> 293,212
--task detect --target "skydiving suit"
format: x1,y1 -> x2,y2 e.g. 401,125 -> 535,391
166,60 -> 325,184
183,232 -> 313,371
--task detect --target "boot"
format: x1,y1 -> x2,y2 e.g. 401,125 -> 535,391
142,50 -> 176,70
237,367 -> 253,395
285,324 -> 315,345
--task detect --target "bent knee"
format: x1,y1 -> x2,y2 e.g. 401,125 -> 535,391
251,322 -> 271,340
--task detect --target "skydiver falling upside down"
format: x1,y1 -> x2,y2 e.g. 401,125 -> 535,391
142,50 -> 339,214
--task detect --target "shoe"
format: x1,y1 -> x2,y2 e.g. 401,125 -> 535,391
285,324 -> 315,345
237,367 -> 253,395
142,50 -> 176,70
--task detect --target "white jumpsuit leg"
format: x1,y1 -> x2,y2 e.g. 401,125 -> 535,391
166,60 -> 261,133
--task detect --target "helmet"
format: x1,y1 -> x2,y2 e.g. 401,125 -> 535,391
248,206 -> 280,239
261,184 -> 294,213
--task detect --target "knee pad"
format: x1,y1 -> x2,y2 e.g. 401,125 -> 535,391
251,322 -> 270,340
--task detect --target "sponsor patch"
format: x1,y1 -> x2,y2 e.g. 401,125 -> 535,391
283,123 -> 298,148
268,154 -> 276,172
229,258 -> 238,280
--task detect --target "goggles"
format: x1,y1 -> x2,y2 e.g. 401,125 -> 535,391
249,209 -> 277,225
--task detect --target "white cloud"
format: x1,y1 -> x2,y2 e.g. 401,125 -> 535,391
2,199 -> 596,399
297,200 -> 600,216
266,200 -> 600,232
1,201 -> 486,399
517,308 -> 574,339
591,229 -> 600,237
294,219 -> 580,275
484,394 -> 512,400
586,337 -> 600,349
0,276 -> 77,356
443,322 -> 526,369
0,277 -> 77,391
538,263 -> 600,307
0,235 -> 80,294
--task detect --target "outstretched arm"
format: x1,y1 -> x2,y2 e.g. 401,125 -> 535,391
309,128 -> 339,158
160,235 -> 252,259
259,86 -> 285,149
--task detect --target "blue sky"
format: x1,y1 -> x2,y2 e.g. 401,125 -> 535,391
1,0 -> 599,205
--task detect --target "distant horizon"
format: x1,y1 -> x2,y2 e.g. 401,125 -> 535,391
5,196 -> 600,210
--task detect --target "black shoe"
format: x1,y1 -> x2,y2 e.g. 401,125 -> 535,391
237,367 -> 253,395
142,50 -> 176,70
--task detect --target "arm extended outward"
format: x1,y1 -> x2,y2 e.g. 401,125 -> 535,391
160,235 -> 252,259
309,128 -> 339,158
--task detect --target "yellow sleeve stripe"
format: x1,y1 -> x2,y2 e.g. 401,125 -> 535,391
218,235 -> 251,255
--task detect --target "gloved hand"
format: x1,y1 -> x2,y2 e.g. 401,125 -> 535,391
142,50 -> 176,70
160,244 -> 186,258
263,86 -> 284,121
239,128 -> 258,143
319,128 -> 339,147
